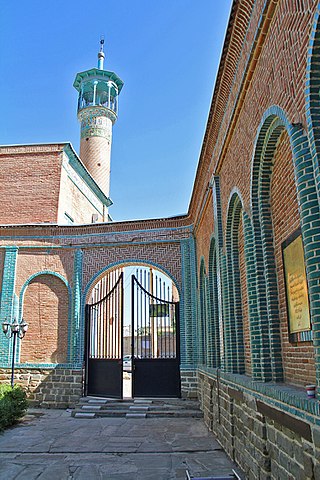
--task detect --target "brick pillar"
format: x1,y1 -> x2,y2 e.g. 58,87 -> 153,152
289,125 -> 320,393
208,237 -> 220,368
70,249 -> 83,364
243,212 -> 261,380
212,177 -> 224,369
180,237 -> 197,368
0,246 -> 18,364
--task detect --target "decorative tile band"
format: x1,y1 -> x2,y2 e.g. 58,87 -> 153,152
0,247 -> 18,364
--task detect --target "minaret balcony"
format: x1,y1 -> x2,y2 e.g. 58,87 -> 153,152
78,94 -> 118,115
77,78 -> 119,115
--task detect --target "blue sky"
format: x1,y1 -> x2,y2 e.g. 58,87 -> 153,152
0,1 -> 232,222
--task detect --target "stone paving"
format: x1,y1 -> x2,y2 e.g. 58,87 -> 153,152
0,408 -> 239,479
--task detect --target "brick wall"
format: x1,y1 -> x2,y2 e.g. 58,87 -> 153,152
194,191 -> 214,274
0,144 -> 108,225
83,243 -> 183,294
57,168 -> 104,224
180,369 -> 198,399
216,2 -> 314,227
0,149 -> 62,224
271,130 -> 316,386
198,370 -> 320,480
20,274 -> 69,364
0,222 -> 189,369
191,2 -> 320,476
191,1 -> 315,224
0,367 -> 82,408
193,0 -> 318,382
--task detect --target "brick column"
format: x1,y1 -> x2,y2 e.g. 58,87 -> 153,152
180,237 -> 197,368
243,212 -> 261,380
212,177 -> 224,369
289,125 -> 320,391
70,249 -> 83,364
208,237 -> 221,368
0,246 -> 18,364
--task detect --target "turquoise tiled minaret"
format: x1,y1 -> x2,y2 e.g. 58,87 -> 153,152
73,39 -> 124,201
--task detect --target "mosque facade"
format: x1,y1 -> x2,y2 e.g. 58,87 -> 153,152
2,1 -> 320,477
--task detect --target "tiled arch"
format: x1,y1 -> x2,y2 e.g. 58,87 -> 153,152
306,3 -> 320,202
250,105 -> 320,383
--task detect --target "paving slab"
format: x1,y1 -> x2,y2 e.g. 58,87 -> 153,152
0,407 -> 240,479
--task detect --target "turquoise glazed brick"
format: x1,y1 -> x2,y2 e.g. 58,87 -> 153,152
0,247 -> 18,364
71,249 -> 83,364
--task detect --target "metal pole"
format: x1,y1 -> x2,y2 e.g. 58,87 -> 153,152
131,275 -> 135,396
150,268 -> 155,357
11,332 -> 17,388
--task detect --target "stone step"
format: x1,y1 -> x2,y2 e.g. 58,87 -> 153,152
80,403 -> 196,412
81,405 -> 102,410
74,412 -> 96,419
72,408 -> 203,419
72,397 -> 203,419
126,413 -> 146,419
129,406 -> 149,411
85,403 -> 135,409
79,397 -> 133,404
134,399 -> 153,404
79,397 -> 200,409
87,399 -> 108,404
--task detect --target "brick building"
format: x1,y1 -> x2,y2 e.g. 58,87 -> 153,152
1,1 -> 320,477
0,143 -> 111,224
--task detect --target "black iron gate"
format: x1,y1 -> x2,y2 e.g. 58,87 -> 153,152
85,272 -> 123,397
131,272 -> 180,397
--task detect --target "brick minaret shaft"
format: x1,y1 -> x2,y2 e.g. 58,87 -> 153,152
74,39 -> 124,200
79,107 -> 113,198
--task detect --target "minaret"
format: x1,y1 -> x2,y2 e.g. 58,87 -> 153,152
73,39 -> 124,200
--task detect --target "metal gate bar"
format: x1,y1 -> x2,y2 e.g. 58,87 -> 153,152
131,270 -> 180,397
85,271 -> 123,398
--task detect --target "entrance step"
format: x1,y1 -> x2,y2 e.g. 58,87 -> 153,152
81,405 -> 102,410
125,413 -> 147,419
129,406 -> 149,411
87,398 -> 108,404
74,412 -> 96,419
72,397 -> 203,419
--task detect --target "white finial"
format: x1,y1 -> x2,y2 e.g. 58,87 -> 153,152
98,36 -> 105,69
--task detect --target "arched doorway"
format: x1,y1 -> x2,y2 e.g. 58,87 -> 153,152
85,265 -> 180,399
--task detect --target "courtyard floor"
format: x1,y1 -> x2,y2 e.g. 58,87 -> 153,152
0,408 -> 238,479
